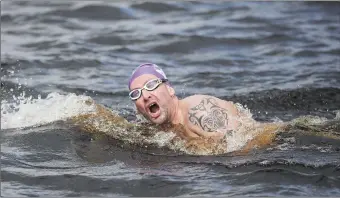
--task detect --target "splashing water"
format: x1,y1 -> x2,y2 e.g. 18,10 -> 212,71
71,100 -> 278,155
1,92 -> 97,129
220,102 -> 278,153
335,110 -> 340,120
5,91 -> 334,156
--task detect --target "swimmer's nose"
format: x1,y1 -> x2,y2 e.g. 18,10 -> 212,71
141,89 -> 151,100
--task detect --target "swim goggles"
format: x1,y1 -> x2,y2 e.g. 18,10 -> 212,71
129,78 -> 168,100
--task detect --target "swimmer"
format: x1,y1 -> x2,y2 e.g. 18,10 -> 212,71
128,63 -> 263,142
72,63 -> 330,155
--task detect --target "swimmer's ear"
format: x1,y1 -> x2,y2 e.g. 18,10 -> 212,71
167,85 -> 175,97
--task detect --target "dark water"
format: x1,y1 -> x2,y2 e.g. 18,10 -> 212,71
1,1 -> 340,196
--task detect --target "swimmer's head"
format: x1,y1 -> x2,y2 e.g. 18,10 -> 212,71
128,63 -> 175,125
128,63 -> 170,90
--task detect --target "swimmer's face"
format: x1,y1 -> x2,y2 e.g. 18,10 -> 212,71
129,74 -> 175,124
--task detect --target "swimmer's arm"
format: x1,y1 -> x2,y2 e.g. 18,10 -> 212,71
186,96 -> 244,138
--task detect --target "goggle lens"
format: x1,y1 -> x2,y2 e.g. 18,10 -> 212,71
129,89 -> 141,100
145,79 -> 160,90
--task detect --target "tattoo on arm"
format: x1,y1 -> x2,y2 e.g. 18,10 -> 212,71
188,97 -> 229,132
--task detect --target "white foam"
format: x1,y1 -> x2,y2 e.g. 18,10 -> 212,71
1,92 -> 97,130
290,115 -> 328,126
335,110 -> 340,120
224,103 -> 260,152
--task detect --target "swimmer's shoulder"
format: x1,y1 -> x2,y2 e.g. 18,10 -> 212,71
181,94 -> 208,107
181,94 -> 207,102
181,94 -> 235,108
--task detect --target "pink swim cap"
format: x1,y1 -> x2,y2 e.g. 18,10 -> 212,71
128,63 -> 170,90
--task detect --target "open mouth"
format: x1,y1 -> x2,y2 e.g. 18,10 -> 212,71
148,102 -> 160,118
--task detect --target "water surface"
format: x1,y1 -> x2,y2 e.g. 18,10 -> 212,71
1,1 -> 340,196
